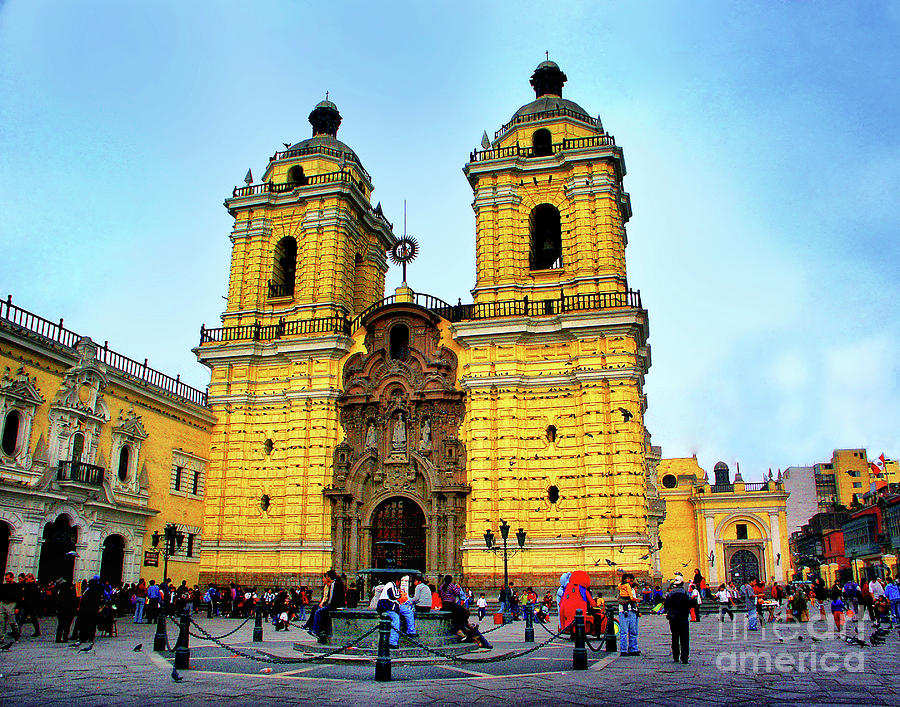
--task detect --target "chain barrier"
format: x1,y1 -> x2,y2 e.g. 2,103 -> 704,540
187,616 -> 379,664
397,620 -> 574,664
535,611 -> 612,653
187,616 -> 253,642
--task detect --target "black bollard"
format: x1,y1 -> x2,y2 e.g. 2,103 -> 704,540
524,602 -> 535,643
174,610 -> 190,669
153,612 -> 168,652
374,614 -> 392,682
253,606 -> 264,642
573,608 -> 587,670
604,603 -> 617,653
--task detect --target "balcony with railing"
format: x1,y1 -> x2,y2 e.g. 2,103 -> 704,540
268,144 -> 372,182
267,281 -> 294,299
1,295 -> 208,407
494,108 -> 600,139
58,460 -> 105,486
199,288 -> 643,347
231,170 -> 366,198
469,135 -> 617,163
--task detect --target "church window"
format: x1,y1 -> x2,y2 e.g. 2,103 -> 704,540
1,410 -> 20,456
71,432 -> 84,462
352,253 -> 366,312
529,204 -> 562,270
736,523 -> 748,540
545,425 -> 557,443
662,474 -> 677,489
532,128 -> 553,157
117,445 -> 130,482
269,236 -> 297,298
389,324 -> 409,361
547,485 -> 560,504
287,165 -> 308,186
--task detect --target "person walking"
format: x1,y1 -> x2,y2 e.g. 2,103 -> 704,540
0,573 -> 19,639
885,577 -> 900,625
741,578 -> 759,630
476,593 -> 487,620
55,579 -> 77,643
716,583 -> 734,621
664,574 -> 691,664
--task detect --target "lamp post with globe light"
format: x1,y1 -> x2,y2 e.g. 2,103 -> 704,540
483,520 -> 527,625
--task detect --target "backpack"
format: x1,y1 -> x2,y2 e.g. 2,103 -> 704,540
844,582 -> 859,599
618,583 -> 632,601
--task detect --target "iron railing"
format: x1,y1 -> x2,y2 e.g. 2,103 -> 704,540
0,295 -> 208,408
494,107 -> 599,139
268,281 -> 294,299
744,482 -> 771,492
469,135 -> 617,163
231,170 -> 365,198
269,144 -> 372,182
710,484 -> 735,494
199,316 -> 351,344
201,289 -> 642,346
58,460 -> 105,485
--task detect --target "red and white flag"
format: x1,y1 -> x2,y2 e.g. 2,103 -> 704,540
870,453 -> 886,476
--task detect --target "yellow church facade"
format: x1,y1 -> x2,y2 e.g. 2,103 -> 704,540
656,454 -> 791,586
197,62 -> 660,589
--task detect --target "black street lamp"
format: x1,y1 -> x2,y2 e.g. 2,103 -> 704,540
151,523 -> 185,584
484,519 -> 527,625
151,523 -> 184,652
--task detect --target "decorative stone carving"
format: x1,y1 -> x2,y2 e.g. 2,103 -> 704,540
0,365 -> 45,471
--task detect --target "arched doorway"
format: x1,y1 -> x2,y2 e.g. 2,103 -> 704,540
729,548 -> 760,585
0,522 -> 9,576
37,515 -> 78,584
371,498 -> 426,572
100,534 -> 126,586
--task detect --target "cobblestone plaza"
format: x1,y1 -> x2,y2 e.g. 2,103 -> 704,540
0,612 -> 896,706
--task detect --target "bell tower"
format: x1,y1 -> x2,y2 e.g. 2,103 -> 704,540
456,62 -> 655,586
464,60 -> 632,306
221,99 -> 395,329
197,102 -> 396,587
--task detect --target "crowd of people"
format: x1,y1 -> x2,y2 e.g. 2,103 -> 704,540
4,566 -> 899,663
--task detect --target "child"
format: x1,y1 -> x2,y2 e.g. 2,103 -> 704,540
275,609 -> 290,631
831,596 -> 845,632
476,594 -> 488,620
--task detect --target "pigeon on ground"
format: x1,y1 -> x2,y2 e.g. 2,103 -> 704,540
69,642 -> 81,649
80,643 -> 93,652
133,644 -> 142,652
171,668 -> 184,682
0,641 -> 12,651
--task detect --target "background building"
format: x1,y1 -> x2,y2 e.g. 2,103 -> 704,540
657,457 -> 790,585
0,297 -> 213,585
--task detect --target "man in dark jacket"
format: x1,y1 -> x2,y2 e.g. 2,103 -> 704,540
664,574 -> 692,664
55,579 -> 78,643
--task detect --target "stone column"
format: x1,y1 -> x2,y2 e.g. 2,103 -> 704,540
361,526 -> 372,570
349,510 -> 359,575
334,503 -> 345,573
429,497 -> 441,577
444,503 -> 456,576
769,512 -> 784,583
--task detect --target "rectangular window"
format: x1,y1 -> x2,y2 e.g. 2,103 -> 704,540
852,482 -> 862,488
736,524 -> 748,540
186,533 -> 195,558
173,465 -> 183,491
170,451 -> 207,498
192,470 -> 200,495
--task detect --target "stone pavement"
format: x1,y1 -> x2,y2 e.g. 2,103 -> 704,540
0,611 -> 898,706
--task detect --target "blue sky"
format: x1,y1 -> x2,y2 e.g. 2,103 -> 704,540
1,1 -> 897,479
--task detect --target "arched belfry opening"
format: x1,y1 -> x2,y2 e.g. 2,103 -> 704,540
389,324 -> 410,361
532,128 -> 552,157
270,236 -> 297,298
287,165 -> 308,186
529,204 -> 562,270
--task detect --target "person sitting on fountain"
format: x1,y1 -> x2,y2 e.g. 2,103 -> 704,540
376,577 -> 417,648
437,575 -> 492,649
407,575 -> 432,614
304,569 -> 345,638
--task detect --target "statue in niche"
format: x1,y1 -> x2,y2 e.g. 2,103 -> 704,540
365,422 -> 377,449
391,413 -> 407,453
419,418 -> 431,451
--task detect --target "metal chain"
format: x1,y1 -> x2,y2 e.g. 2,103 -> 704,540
536,612 -> 611,653
187,616 -> 379,664
187,616 -> 253,641
398,620 -> 574,663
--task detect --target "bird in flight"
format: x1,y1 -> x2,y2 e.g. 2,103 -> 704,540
282,143 -> 291,149
605,558 -> 618,567
617,545 -> 625,554
681,561 -> 690,568
639,553 -> 650,560
616,408 -> 633,422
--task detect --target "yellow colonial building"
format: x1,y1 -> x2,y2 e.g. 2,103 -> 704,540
656,454 -> 791,585
0,297 -> 214,585
197,61 -> 659,588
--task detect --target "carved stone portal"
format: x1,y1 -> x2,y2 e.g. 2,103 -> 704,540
326,304 -> 469,578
